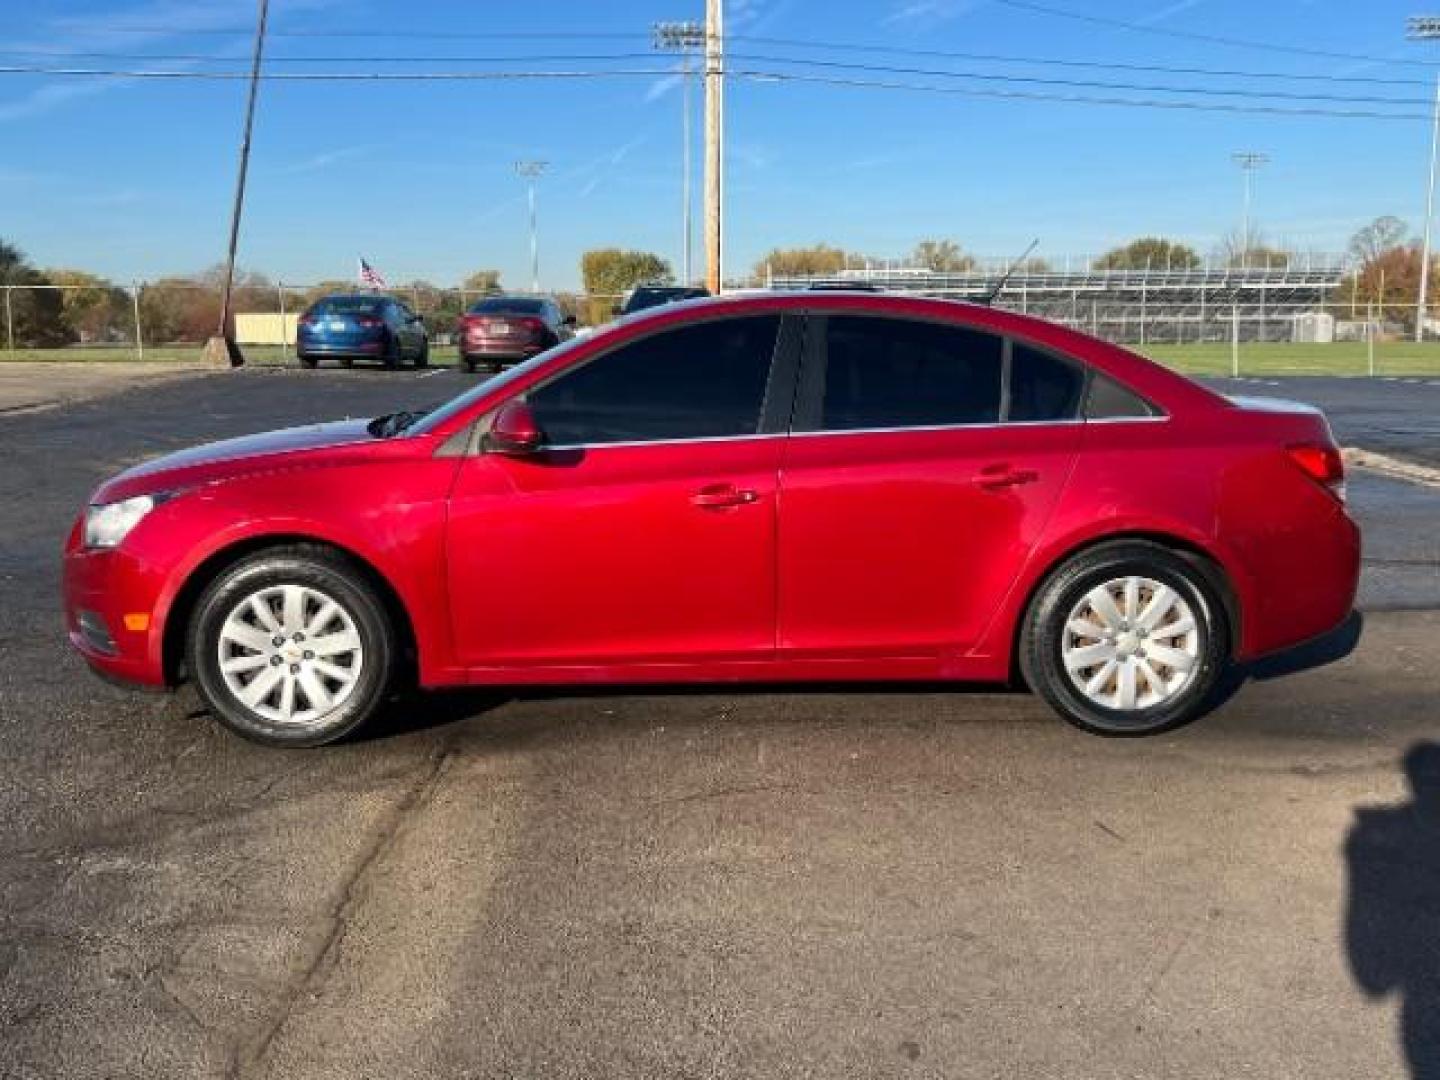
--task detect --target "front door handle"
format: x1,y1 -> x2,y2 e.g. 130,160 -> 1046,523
691,483 -> 760,509
975,464 -> 1040,490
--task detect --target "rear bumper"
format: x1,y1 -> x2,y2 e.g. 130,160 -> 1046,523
460,340 -> 545,360
1232,501 -> 1361,661
297,337 -> 387,357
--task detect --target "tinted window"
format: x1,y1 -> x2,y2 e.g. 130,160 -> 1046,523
469,297 -> 546,315
819,316 -> 1003,430
1009,343 -> 1084,422
528,315 -> 780,446
1085,371 -> 1157,419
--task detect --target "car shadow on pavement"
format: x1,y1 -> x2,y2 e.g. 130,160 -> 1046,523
1344,741 -> 1440,1080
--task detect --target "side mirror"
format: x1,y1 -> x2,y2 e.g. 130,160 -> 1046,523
562,314 -> 578,328
487,399 -> 544,456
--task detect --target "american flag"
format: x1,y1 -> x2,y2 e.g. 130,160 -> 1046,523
357,257 -> 387,290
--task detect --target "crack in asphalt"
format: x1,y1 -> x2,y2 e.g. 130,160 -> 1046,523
227,737 -> 460,1080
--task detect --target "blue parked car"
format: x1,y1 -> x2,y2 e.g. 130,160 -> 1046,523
296,294 -> 429,369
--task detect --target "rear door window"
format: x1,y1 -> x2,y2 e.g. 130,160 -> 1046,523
811,315 -> 1004,431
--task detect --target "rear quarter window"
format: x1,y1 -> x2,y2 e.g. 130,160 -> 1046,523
1084,371 -> 1160,420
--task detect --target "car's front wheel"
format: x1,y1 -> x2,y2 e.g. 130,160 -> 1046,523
187,546 -> 395,747
1020,541 -> 1229,736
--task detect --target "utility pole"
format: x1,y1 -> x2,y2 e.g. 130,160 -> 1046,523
1231,151 -> 1268,270
704,0 -> 724,294
515,160 -> 547,293
1407,17 -> 1440,340
213,0 -> 269,368
653,21 -> 703,285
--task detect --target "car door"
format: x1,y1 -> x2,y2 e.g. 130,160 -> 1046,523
777,311 -> 1084,660
445,312 -> 801,668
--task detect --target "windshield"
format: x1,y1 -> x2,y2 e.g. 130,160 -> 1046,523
406,334 -> 592,436
467,297 -> 545,315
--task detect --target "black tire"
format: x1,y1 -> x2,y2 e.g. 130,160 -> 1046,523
186,545 -> 396,748
298,354 -> 318,369
1019,540 -> 1229,737
339,356 -> 354,369
415,339 -> 430,368
461,356 -> 478,374
382,334 -> 400,369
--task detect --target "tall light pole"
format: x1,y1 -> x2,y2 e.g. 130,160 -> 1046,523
654,21 -> 703,285
1407,16 -> 1440,341
214,0 -> 269,367
704,0 -> 725,294
515,160 -> 547,293
1231,151 -> 1268,269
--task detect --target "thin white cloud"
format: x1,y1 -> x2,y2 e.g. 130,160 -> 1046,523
644,72 -> 685,103
1,0 -> 340,124
1136,0 -> 1206,26
882,0 -> 983,28
273,145 -> 377,177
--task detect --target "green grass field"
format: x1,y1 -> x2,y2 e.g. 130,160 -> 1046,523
4,341 -> 1440,378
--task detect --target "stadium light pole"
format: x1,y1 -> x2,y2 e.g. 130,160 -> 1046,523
213,0 -> 269,368
654,21 -> 704,285
1406,16 -> 1440,341
515,160 -> 547,293
1231,152 -> 1268,270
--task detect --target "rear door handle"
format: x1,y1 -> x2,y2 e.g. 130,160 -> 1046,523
691,483 -> 760,509
975,464 -> 1040,490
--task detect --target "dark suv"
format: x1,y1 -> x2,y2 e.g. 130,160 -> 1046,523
456,296 -> 574,373
618,285 -> 710,317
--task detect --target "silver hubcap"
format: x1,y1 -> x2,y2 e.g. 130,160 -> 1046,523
217,584 -> 363,727
1061,576 -> 1201,712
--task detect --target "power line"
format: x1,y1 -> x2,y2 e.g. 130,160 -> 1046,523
1,48 -> 1430,105
730,69 -> 1432,121
0,62 -> 1428,120
990,0 -> 1437,69
730,53 -> 1431,107
729,34 -> 1435,88
9,35 -> 1435,86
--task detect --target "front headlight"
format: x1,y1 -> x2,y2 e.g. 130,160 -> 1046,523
84,494 -> 160,549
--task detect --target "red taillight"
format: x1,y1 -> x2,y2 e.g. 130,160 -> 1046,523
1287,443 -> 1346,501
518,317 -> 545,333
298,314 -> 315,327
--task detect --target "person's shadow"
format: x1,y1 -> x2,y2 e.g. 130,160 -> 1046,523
1345,742 -> 1440,1078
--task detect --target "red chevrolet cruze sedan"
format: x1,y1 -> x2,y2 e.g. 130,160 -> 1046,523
63,293 -> 1360,746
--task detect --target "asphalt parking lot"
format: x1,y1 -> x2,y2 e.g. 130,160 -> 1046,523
2,366 -> 1439,1079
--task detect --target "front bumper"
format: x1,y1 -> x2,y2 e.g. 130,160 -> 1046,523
62,518 -> 169,687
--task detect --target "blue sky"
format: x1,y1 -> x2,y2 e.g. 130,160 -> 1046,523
3,0 -> 1438,289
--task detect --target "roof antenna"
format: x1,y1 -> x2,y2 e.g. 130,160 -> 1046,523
980,239 -> 1040,306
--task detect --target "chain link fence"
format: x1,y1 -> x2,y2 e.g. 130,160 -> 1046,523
5,276 -> 1440,378
0,282 -> 625,364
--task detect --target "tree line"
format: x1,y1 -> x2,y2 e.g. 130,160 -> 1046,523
1,217 -> 1428,347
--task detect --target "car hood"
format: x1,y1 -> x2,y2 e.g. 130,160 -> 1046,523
92,418 -> 379,503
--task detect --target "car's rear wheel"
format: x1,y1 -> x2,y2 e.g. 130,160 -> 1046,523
339,356 -> 353,369
187,547 -> 395,747
415,339 -> 429,368
461,356 -> 477,374
1020,541 -> 1228,736
298,354 -> 318,369
382,335 -> 400,369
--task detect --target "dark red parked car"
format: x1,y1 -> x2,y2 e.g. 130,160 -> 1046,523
64,293 -> 1359,747
456,295 -> 574,373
